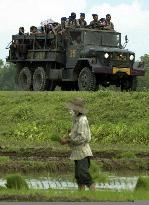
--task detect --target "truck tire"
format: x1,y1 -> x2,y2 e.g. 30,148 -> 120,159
47,80 -> 56,91
33,67 -> 48,91
121,76 -> 137,91
130,76 -> 137,91
18,67 -> 32,91
15,64 -> 22,85
78,67 -> 97,91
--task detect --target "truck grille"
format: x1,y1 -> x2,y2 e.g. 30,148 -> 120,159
112,53 -> 128,61
110,52 -> 130,68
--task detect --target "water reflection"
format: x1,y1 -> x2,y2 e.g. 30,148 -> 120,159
0,176 -> 138,191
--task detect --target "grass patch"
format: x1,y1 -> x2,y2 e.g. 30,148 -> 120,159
0,91 -> 149,150
135,176 -> 149,190
0,188 -> 149,201
0,156 -> 11,163
6,174 -> 29,190
90,160 -> 108,183
117,151 -> 136,159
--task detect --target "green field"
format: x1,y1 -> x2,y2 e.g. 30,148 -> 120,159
0,91 -> 149,200
0,188 -> 149,201
0,91 -> 149,149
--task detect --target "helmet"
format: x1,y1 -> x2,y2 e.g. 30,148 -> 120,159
80,13 -> 85,17
71,12 -> 76,19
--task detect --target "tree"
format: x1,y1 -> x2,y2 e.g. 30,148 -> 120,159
0,59 -> 4,68
140,54 -> 149,69
138,54 -> 149,90
0,60 -> 18,91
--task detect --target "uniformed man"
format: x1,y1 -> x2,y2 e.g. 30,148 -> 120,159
19,27 -> 24,35
66,12 -> 80,28
78,13 -> 87,28
98,18 -> 107,30
89,14 -> 100,29
104,14 -> 114,30
54,17 -> 67,35
30,26 -> 38,34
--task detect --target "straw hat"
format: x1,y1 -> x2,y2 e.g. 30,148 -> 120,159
67,97 -> 87,114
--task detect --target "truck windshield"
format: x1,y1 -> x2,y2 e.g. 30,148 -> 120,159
102,32 -> 121,47
84,30 -> 121,47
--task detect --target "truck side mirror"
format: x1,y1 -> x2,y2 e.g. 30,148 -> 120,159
122,35 -> 129,48
125,35 -> 128,44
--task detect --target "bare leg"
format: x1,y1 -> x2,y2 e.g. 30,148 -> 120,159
89,183 -> 96,191
78,184 -> 85,190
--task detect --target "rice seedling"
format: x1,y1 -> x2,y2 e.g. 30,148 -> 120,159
135,176 -> 149,190
5,174 -> 29,190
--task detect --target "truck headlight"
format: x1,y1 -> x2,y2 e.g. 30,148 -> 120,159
129,55 -> 134,61
104,53 -> 109,59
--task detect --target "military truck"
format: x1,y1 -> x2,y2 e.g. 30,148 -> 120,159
6,28 -> 145,91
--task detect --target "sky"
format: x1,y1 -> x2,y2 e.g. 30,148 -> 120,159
0,0 -> 149,61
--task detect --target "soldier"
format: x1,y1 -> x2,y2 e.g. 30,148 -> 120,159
98,18 -> 107,30
78,13 -> 87,28
37,26 -> 44,33
104,14 -> 114,30
19,27 -> 24,35
66,12 -> 80,28
54,17 -> 67,35
30,26 -> 38,34
60,97 -> 96,191
89,14 -> 100,29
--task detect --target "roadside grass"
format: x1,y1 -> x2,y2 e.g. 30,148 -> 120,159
0,188 -> 149,201
0,91 -> 149,150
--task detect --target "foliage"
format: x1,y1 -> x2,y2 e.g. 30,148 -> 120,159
0,61 -> 17,91
6,174 -> 29,190
117,151 -> 136,159
90,160 -> 108,183
0,188 -> 149,201
135,176 -> 149,190
0,91 -> 149,149
137,71 -> 149,90
0,156 -> 11,163
140,54 -> 149,69
138,54 -> 149,90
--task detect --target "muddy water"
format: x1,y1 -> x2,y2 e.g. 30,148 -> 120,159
0,175 -> 138,191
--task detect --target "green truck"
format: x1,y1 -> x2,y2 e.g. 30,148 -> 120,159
6,28 -> 145,91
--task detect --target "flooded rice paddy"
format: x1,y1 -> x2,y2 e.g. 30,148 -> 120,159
0,174 -> 139,191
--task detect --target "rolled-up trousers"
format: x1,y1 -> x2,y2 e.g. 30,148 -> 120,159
74,156 -> 93,186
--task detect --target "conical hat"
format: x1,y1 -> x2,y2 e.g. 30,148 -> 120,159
66,97 -> 87,114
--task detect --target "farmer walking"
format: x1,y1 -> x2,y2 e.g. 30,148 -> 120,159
60,97 -> 95,191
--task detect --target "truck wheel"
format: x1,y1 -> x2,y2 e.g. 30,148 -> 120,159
47,80 -> 56,91
18,67 -> 32,91
15,64 -> 23,85
33,67 -> 48,91
78,67 -> 97,91
130,76 -> 137,91
121,76 -> 137,91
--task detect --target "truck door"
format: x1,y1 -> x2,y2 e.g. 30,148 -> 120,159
66,31 -> 82,68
